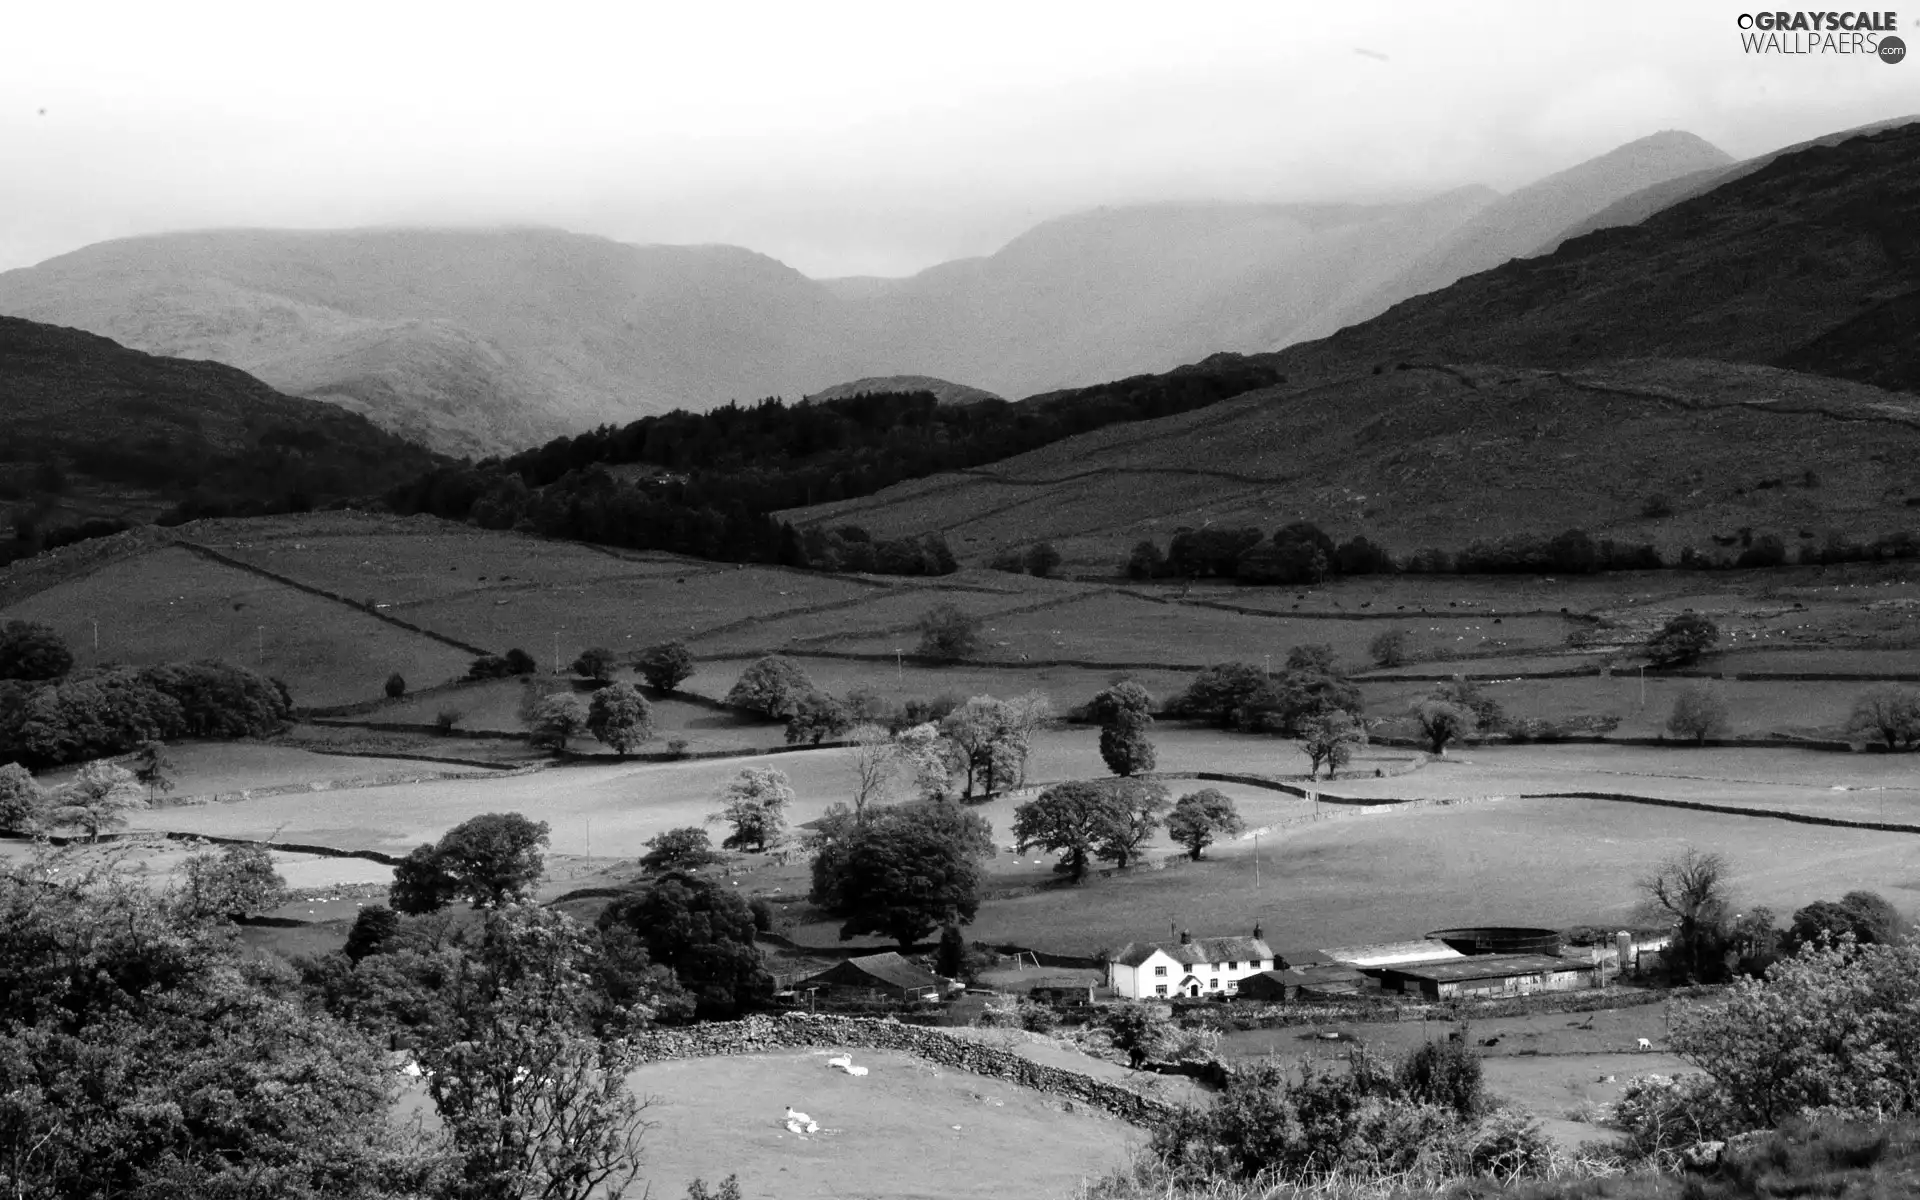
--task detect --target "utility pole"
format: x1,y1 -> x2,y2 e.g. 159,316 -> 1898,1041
553,631 -> 561,675
92,619 -> 99,653
895,647 -> 903,682
1253,830 -> 1260,887
1639,665 -> 1646,708
1263,653 -> 1271,679
257,625 -> 264,662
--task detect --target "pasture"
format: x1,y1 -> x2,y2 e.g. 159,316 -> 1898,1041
622,1050 -> 1141,1200
1,545 -> 475,707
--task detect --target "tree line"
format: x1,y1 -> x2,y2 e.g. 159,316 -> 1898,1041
386,356 -> 1281,573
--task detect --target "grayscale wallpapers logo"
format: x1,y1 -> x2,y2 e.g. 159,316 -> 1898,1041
1883,34 -> 1909,61
1735,11 -> 1905,58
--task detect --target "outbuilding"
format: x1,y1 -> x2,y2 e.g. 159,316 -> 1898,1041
799,952 -> 945,1002
1234,964 -> 1367,1002
1379,954 -> 1598,1000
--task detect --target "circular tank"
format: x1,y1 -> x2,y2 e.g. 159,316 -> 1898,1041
1427,926 -> 1562,957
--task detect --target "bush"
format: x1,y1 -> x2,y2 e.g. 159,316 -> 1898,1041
467,654 -> 513,680
0,620 -> 73,682
1667,683 -> 1729,744
503,647 -> 538,675
383,672 -> 406,699
1398,1035 -> 1486,1118
434,707 -> 463,734
916,603 -> 981,662
1369,628 -> 1410,668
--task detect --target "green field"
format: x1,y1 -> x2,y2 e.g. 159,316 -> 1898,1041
1,545 -> 475,707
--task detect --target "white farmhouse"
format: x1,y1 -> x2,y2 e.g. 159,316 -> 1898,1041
1107,929 -> 1275,999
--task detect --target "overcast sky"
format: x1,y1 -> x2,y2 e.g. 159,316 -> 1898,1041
2,0 -> 1913,278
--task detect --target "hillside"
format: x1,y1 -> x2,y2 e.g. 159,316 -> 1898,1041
782,359 -> 1920,564
1270,122 -> 1920,393
0,130 -> 1727,455
1333,131 -> 1732,328
0,315 -> 439,534
805,375 -> 1002,405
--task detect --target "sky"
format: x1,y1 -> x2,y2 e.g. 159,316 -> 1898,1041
2,0 -> 1914,278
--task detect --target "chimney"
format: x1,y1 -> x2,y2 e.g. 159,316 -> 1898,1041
1178,929 -> 1191,945
1253,922 -> 1264,941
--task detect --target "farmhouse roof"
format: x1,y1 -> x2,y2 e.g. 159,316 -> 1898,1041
1321,940 -> 1466,968
806,952 -> 942,992
1112,936 -> 1273,968
1385,954 -> 1596,983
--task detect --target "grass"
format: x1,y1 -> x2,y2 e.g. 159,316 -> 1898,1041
620,1049 -> 1141,1200
0,545 -> 475,707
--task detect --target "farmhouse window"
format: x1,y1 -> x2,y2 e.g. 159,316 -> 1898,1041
1209,978 -> 1220,989
1154,965 -> 1167,977
1228,961 -> 1238,970
1210,963 -> 1219,972
1155,985 -> 1167,997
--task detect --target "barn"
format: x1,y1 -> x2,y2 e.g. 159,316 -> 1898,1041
1379,954 -> 1598,1000
798,953 -> 945,1002
1234,963 -> 1367,1002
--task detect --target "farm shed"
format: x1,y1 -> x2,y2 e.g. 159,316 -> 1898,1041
1379,954 -> 1599,1000
1320,940 -> 1466,970
1026,973 -> 1100,1005
1235,964 -> 1367,1002
799,953 -> 944,1002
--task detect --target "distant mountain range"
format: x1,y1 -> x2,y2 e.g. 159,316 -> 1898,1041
0,129 -> 1733,456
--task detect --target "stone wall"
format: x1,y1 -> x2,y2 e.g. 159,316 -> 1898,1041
629,1012 -> 1178,1126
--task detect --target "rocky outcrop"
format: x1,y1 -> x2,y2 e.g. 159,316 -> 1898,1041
631,1013 -> 1177,1126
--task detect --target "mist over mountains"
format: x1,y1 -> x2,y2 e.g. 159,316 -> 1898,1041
0,130 -> 1732,457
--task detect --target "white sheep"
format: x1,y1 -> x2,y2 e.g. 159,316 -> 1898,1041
827,1055 -> 852,1070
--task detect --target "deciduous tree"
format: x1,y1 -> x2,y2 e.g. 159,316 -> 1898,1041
1666,683 -> 1728,745
713,766 -> 793,852
634,640 -> 695,692
1105,1001 -> 1175,1069
0,619 -> 72,681
916,602 -> 981,662
940,696 -> 1029,797
1647,611 -> 1720,668
1166,788 -> 1245,861
1012,781 -> 1123,882
571,646 -> 619,683
175,840 -> 289,920
1847,683 -> 1920,751
1301,709 -> 1367,779
809,799 -> 993,947
1095,778 -> 1170,868
531,693 -> 589,755
724,655 -> 814,719
390,812 -> 552,913
1638,846 -> 1733,982
47,761 -> 142,840
640,826 -> 724,875
1091,681 -> 1157,777
784,690 -> 851,745
1414,699 -> 1475,755
587,682 -> 655,756
597,874 -> 771,1018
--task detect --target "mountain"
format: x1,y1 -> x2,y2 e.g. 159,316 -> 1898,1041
0,130 -> 1735,456
1332,131 -> 1733,328
1270,122 -> 1920,392
1534,116 -> 1920,258
0,315 -> 439,530
805,375 -> 1002,406
0,229 -> 862,458
783,123 -> 1920,562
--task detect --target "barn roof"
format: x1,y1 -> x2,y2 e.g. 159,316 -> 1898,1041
1113,936 -> 1273,968
1321,940 -> 1466,968
1385,954 -> 1596,983
806,952 -> 942,992
1244,964 -> 1366,989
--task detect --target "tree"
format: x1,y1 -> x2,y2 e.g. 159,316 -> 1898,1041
504,647 -> 539,675
571,646 -> 619,683
1090,681 -> 1156,777
714,766 -> 793,852
846,722 -> 898,819
940,696 -> 1029,798
916,602 -> 981,662
640,827 -> 724,875
1301,709 -> 1367,779
1638,846 -> 1732,982
635,640 -> 695,692
1094,778 -> 1171,868
784,690 -> 851,745
470,654 -> 515,680
531,693 -> 589,755
598,874 -> 771,1018
809,799 -> 994,946
1126,540 -> 1165,580
587,682 -> 655,756
343,903 -> 401,963
893,721 -> 957,800
1174,663 -> 1270,728
1105,1001 -> 1175,1069
390,812 -> 552,913
132,733 -> 177,798
1368,629 -> 1410,668
1414,699 -> 1476,755
1787,890 -> 1909,950
385,672 -> 407,699
0,619 -> 72,681
1024,542 -> 1062,578
1847,684 -> 1920,751
1647,611 -> 1720,668
1666,683 -> 1728,745
0,761 -> 43,833
1166,788 -> 1245,861
1013,781 -> 1124,882
725,655 -> 815,719
176,840 -> 289,920
47,761 -> 143,840
416,903 -> 653,1200
1430,676 -> 1503,731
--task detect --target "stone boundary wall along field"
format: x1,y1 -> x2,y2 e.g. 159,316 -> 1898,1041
629,1012 -> 1180,1126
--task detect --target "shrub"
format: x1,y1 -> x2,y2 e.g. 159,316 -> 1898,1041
467,654 -> 513,680
503,647 -> 538,675
915,603 -> 981,662
434,707 -> 463,734
384,672 -> 406,699
1399,1035 -> 1486,1118
1667,683 -> 1729,745
1368,628 -> 1411,668
1024,542 -> 1062,578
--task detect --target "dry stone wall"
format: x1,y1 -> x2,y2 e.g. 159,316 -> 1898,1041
630,1013 -> 1178,1126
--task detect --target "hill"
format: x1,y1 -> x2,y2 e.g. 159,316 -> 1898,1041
1268,122 -> 1920,395
0,130 -> 1727,455
1334,130 -> 1732,327
805,375 -> 1002,405
0,315 -> 439,551
783,358 -> 1920,564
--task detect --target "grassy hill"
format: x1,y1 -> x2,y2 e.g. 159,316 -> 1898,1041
0,316 -> 438,546
805,374 -> 1002,405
